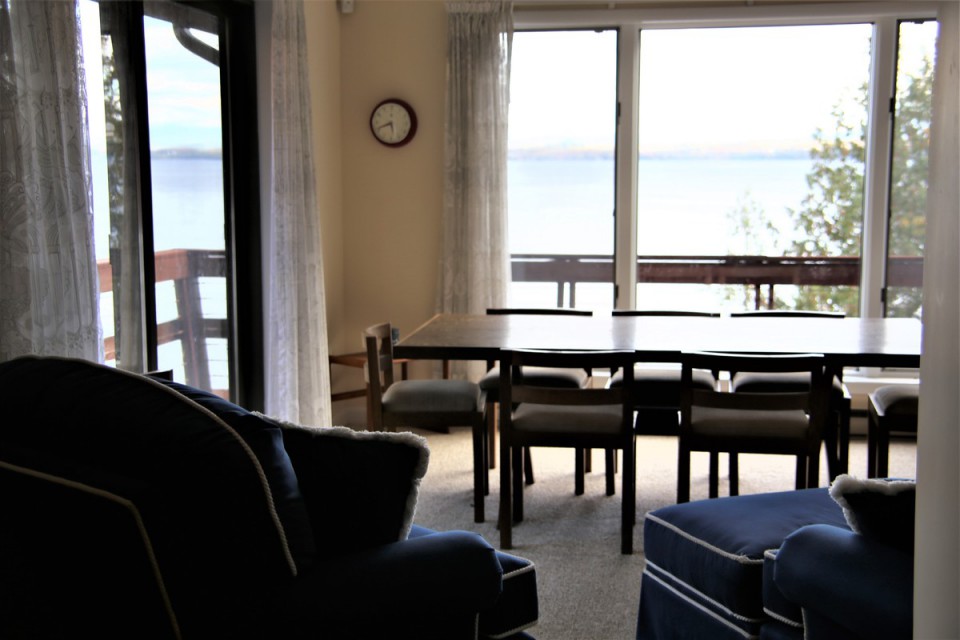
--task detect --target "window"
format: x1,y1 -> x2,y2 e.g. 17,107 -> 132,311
885,20 -> 937,319
636,24 -> 870,314
508,4 -> 937,319
80,0 -> 262,405
507,29 -> 618,309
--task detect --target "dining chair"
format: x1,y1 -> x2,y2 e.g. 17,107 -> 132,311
608,310 -> 720,436
608,311 -> 723,481
479,308 -> 594,484
498,349 -> 637,554
364,322 -> 488,523
729,310 -> 852,482
677,351 -> 829,503
867,384 -> 919,478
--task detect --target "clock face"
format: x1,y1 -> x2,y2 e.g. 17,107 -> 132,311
370,99 -> 417,147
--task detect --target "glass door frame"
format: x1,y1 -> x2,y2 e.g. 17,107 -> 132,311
97,0 -> 263,407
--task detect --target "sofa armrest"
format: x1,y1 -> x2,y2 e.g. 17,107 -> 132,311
775,524 -> 913,640
263,530 -> 503,636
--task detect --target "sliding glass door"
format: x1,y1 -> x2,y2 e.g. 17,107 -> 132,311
80,0 -> 262,405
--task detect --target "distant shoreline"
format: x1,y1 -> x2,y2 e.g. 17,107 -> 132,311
151,149 -> 222,160
508,148 -> 810,161
149,147 -> 810,162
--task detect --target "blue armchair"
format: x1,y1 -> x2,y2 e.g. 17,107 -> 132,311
0,356 -> 538,639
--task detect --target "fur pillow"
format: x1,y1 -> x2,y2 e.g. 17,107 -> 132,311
829,474 -> 916,552
258,415 -> 429,555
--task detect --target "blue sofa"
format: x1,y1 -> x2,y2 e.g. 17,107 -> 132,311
637,479 -> 915,639
0,356 -> 539,639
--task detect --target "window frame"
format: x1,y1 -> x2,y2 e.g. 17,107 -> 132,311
513,1 -> 938,318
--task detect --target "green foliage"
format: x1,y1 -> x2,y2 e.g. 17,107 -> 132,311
885,56 -> 932,318
787,56 -> 931,318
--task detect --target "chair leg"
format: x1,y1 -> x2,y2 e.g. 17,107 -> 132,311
513,445 -> 525,523
838,405 -> 851,476
678,444 -> 691,503
877,426 -> 891,478
729,453 -> 739,496
605,448 -> 616,496
795,456 -> 806,489
523,447 -> 535,485
807,448 -> 820,488
622,443 -> 635,555
472,419 -> 485,523
499,441 -> 512,549
822,415 -> 840,481
867,414 -> 879,478
487,406 -> 497,470
584,447 -> 593,473
575,448 -> 585,496
708,453 -> 719,499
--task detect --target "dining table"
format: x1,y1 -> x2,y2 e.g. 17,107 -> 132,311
394,312 -> 923,480
393,313 -> 923,370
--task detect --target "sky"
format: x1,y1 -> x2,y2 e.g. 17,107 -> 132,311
79,3 -> 937,157
509,22 -> 937,156
80,1 -> 222,154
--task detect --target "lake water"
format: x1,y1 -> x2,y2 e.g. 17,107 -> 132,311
92,154 -> 818,317
507,155 -> 816,310
509,156 -> 812,255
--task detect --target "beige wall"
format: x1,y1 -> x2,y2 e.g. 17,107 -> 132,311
339,0 -> 447,359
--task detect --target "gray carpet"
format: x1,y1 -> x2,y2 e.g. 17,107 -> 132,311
405,427 -> 918,640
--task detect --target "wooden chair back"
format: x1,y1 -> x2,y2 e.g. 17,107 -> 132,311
486,308 -> 594,316
499,349 -> 635,443
363,322 -> 395,421
730,310 -> 845,318
681,351 -> 828,421
612,310 -> 719,317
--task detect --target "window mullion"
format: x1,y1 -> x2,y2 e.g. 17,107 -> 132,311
615,26 -> 640,310
861,17 -> 898,319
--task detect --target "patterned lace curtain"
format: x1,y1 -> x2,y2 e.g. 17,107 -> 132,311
0,0 -> 102,362
264,0 -> 331,426
440,0 -> 512,379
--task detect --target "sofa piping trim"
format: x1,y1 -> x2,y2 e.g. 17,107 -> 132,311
646,512 -> 765,565
0,459 -> 182,640
488,618 -> 540,639
646,560 -> 765,625
112,364 -> 298,577
482,560 -> 539,638
502,561 -> 537,581
763,607 -> 803,629
761,549 -> 804,628
643,568 -> 758,639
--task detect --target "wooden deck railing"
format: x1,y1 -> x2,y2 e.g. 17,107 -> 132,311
98,248 -> 227,390
97,250 -> 923,383
511,254 -> 924,308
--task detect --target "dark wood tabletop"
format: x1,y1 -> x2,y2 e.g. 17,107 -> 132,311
394,313 -> 922,369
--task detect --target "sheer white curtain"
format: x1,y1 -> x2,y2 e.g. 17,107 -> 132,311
440,0 -> 512,379
0,0 -> 102,363
263,0 -> 331,426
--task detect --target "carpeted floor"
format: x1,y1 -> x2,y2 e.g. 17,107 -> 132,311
405,426 -> 918,640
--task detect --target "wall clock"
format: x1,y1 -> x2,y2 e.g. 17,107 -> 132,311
369,98 -> 417,147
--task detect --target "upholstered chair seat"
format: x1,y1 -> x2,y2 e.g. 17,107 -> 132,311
383,379 -> 483,413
